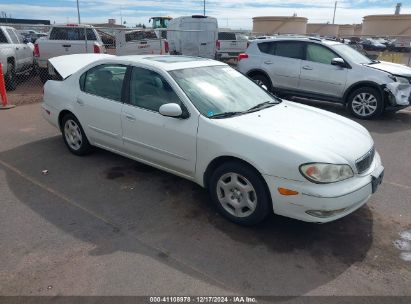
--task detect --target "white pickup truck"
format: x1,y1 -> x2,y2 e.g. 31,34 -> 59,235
215,32 -> 248,60
34,24 -> 105,82
0,26 -> 34,90
116,29 -> 169,56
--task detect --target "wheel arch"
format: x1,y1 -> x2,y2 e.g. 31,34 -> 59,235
343,81 -> 384,104
58,109 -> 80,132
246,69 -> 273,86
203,155 -> 273,207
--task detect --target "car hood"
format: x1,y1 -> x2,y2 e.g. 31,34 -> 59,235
215,101 -> 374,165
365,61 -> 411,77
49,53 -> 114,79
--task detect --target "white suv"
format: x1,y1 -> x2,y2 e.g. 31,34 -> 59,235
238,37 -> 411,119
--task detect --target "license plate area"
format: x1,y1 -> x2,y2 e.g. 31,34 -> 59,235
371,170 -> 384,193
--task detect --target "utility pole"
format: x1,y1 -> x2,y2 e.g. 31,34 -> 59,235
203,0 -> 206,16
76,0 -> 81,24
332,1 -> 337,24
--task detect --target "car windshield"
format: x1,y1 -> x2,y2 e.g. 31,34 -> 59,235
332,44 -> 372,64
169,66 -> 280,118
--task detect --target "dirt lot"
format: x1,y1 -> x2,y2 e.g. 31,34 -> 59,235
0,94 -> 410,300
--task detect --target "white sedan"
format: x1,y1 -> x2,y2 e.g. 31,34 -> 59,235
42,54 -> 384,226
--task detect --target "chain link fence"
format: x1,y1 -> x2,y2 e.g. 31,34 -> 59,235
1,22 -> 411,107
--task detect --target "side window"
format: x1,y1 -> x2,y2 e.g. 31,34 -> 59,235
257,42 -> 275,55
83,65 -> 127,101
129,67 -> 182,112
13,30 -> 22,43
6,29 -> 19,44
0,30 -> 8,43
274,41 -> 304,59
306,44 -> 337,65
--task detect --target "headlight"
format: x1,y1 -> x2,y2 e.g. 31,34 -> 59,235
299,163 -> 354,184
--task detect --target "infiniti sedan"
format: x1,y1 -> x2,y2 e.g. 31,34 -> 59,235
42,54 -> 384,225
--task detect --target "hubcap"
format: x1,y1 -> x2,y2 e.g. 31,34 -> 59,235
64,119 -> 83,150
352,93 -> 377,117
216,173 -> 257,218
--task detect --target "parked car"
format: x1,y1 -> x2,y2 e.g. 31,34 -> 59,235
238,37 -> 411,119
361,38 -> 386,51
18,29 -> 47,43
34,24 -> 105,82
116,29 -> 169,55
0,26 -> 34,90
42,54 -> 384,226
215,32 -> 248,60
167,15 -> 218,59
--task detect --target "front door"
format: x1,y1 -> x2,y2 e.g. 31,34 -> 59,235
121,66 -> 198,176
298,43 -> 348,99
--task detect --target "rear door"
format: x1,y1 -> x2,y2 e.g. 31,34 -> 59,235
75,64 -> 128,150
184,19 -> 216,58
299,42 -> 348,98
259,40 -> 304,90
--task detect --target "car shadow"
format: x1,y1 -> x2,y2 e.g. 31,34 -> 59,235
0,136 -> 375,295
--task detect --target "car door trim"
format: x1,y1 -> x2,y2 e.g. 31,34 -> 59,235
122,136 -> 189,161
88,125 -> 120,139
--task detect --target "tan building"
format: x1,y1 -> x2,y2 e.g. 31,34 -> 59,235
306,23 -> 339,37
362,14 -> 411,36
252,16 -> 307,35
338,24 -> 355,37
353,24 -> 363,36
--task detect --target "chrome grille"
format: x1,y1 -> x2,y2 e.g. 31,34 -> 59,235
356,147 -> 375,174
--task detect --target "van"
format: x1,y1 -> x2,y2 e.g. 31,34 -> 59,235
167,15 -> 218,59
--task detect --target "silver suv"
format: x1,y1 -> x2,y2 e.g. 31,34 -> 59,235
238,37 -> 411,119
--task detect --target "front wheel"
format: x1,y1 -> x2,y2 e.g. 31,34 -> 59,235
61,114 -> 92,156
209,161 -> 271,226
347,87 -> 383,119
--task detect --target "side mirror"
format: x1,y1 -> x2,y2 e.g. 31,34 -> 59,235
159,103 -> 183,118
331,57 -> 347,68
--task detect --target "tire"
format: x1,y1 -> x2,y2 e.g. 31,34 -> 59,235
5,63 -> 17,91
208,161 -> 271,226
250,73 -> 272,91
38,68 -> 50,84
61,114 -> 92,156
347,87 -> 384,119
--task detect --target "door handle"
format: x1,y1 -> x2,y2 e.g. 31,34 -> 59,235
264,61 -> 273,64
302,66 -> 313,70
76,98 -> 85,106
124,113 -> 136,121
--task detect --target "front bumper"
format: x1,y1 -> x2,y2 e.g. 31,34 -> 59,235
263,152 -> 383,223
384,82 -> 411,108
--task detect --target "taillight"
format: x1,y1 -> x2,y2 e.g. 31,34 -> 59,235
93,44 -> 101,53
164,40 -> 169,54
34,43 -> 40,57
238,53 -> 249,61
216,40 -> 220,50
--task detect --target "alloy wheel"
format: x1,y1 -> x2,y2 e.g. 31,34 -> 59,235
351,92 -> 378,117
64,119 -> 83,151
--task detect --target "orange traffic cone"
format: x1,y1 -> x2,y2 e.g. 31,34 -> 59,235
0,63 -> 15,110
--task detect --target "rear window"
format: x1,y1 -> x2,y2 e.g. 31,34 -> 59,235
125,31 -> 157,42
218,32 -> 236,40
274,41 -> 304,59
50,27 -> 97,41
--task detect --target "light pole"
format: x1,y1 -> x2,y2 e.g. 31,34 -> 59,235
203,0 -> 206,16
76,0 -> 81,24
332,1 -> 337,24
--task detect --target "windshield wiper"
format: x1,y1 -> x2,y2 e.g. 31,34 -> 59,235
246,101 -> 278,113
209,111 -> 243,119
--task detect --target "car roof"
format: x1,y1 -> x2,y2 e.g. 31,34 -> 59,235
252,36 -> 342,46
115,55 -> 227,71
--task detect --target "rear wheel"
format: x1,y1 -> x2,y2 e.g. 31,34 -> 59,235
61,114 -> 92,156
209,161 -> 271,226
347,87 -> 383,119
5,63 -> 17,91
250,73 -> 272,91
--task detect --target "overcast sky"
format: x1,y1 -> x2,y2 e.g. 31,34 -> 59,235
0,0 -> 410,29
